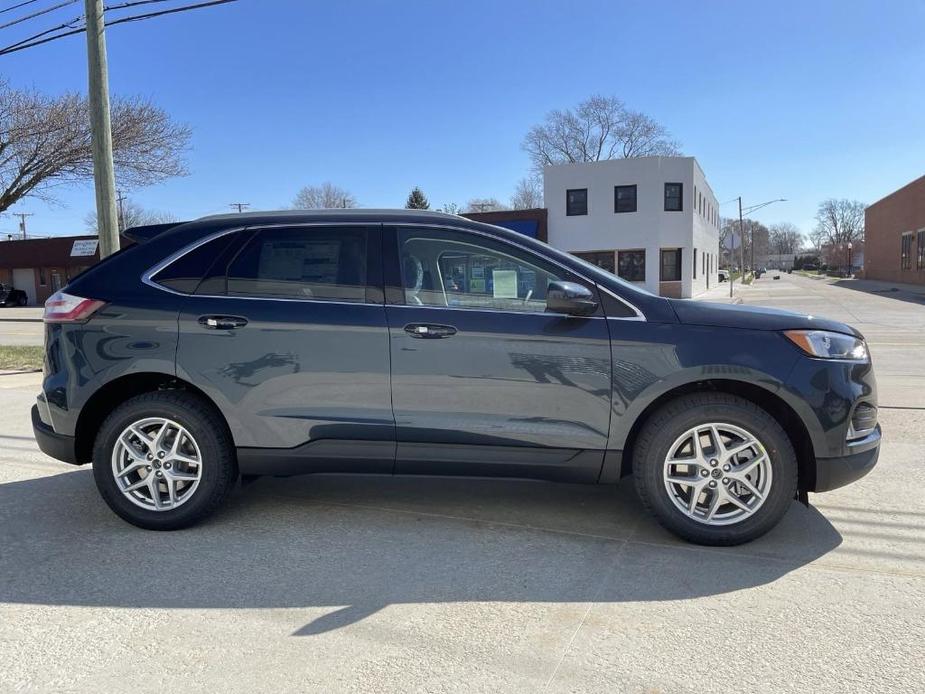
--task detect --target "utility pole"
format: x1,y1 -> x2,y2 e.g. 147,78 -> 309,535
116,190 -> 127,231
738,197 -> 745,289
14,213 -> 34,240
84,0 -> 120,258
229,203 -> 250,213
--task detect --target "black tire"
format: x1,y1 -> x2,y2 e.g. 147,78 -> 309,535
92,390 -> 237,530
632,392 -> 797,546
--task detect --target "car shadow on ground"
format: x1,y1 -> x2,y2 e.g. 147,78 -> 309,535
0,470 -> 842,636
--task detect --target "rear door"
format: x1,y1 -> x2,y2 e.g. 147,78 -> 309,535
384,225 -> 612,482
173,223 -> 394,473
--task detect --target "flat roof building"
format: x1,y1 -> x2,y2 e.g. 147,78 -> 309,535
0,236 -> 104,306
864,174 -> 925,285
543,157 -> 720,298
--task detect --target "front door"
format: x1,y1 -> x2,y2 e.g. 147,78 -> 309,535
385,226 -> 612,482
175,223 -> 394,473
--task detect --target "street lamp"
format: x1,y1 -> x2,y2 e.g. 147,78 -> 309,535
729,197 -> 787,298
847,241 -> 853,277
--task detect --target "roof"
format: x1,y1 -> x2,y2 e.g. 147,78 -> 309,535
197,208 -> 465,224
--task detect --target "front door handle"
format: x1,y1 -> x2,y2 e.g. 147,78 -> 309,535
403,323 -> 457,339
199,315 -> 248,330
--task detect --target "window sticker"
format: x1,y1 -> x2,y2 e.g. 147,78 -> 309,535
492,270 -> 517,298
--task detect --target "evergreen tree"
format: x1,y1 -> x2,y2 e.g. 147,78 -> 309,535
405,187 -> 430,209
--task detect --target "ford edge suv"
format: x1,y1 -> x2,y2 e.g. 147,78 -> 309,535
31,210 -> 880,545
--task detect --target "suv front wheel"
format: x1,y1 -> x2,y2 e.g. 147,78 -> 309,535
92,391 -> 238,530
633,392 -> 798,546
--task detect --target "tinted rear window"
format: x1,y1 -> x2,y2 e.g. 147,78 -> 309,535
152,234 -> 237,294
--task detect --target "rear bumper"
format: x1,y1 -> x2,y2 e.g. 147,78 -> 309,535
811,426 -> 880,492
32,405 -> 80,465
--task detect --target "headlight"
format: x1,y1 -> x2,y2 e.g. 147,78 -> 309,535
784,330 -> 869,361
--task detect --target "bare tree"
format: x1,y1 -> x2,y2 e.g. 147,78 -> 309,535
292,182 -> 357,209
465,197 -> 507,213
522,94 -> 681,174
719,217 -> 769,268
813,199 -> 865,247
509,177 -> 543,210
85,198 -> 177,233
437,202 -> 462,215
768,222 -> 803,255
0,80 -> 190,214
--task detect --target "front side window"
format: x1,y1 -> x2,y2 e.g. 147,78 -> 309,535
618,250 -> 646,282
661,248 -> 682,281
397,228 -> 580,313
665,182 -> 683,212
566,188 -> 588,216
573,251 -> 615,274
614,185 -> 637,213
901,232 -> 913,270
226,226 -> 368,301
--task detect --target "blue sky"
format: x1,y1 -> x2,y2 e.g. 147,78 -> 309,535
2,0 -> 924,239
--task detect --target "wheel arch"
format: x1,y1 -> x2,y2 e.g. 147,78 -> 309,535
74,372 -> 230,464
619,378 -> 817,492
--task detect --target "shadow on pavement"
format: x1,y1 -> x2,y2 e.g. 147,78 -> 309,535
832,279 -> 925,307
0,470 -> 842,636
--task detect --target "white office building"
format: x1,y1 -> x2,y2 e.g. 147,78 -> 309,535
544,157 -> 720,298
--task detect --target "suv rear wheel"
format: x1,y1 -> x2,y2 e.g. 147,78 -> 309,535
92,391 -> 237,530
633,392 -> 797,546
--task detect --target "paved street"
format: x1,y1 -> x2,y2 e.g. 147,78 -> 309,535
1,273 -> 923,693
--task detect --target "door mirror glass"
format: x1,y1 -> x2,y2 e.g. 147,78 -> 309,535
546,281 -> 598,316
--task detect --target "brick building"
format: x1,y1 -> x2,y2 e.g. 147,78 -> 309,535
0,236 -> 105,306
864,174 -> 925,284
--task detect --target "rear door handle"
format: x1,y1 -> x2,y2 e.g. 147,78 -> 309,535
403,323 -> 457,339
199,315 -> 248,330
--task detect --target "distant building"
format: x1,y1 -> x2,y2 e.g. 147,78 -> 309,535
0,236 -> 104,306
543,157 -> 720,298
462,208 -> 547,242
865,174 -> 925,284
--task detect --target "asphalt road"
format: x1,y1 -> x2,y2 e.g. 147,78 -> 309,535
1,273 -> 923,693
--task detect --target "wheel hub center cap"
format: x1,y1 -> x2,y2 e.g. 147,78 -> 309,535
711,468 -> 722,479
152,460 -> 162,469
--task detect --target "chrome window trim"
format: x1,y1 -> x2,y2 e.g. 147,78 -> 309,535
141,220 -> 647,320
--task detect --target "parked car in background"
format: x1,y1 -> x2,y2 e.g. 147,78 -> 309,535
32,210 -> 881,546
0,284 -> 28,307
718,270 -> 729,282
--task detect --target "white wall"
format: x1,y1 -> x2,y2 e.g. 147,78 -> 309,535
544,157 -> 719,297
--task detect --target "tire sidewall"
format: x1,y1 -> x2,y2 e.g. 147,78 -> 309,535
636,397 -> 797,544
92,393 -> 233,530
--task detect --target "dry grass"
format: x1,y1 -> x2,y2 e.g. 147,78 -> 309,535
0,345 -> 44,371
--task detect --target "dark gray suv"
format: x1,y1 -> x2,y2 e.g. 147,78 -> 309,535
32,210 -> 880,545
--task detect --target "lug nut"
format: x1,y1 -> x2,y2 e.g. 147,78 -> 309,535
147,454 -> 153,461
146,465 -> 152,471
722,464 -> 731,472
164,462 -> 172,470
700,469 -> 709,477
710,459 -> 718,467
155,471 -> 163,478
722,478 -> 731,485
708,480 -> 717,488
158,452 -> 165,459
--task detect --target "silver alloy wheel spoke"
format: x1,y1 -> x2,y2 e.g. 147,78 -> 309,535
662,422 -> 773,526
111,417 -> 203,512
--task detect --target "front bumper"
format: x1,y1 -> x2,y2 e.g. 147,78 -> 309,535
811,425 -> 880,492
32,404 -> 79,465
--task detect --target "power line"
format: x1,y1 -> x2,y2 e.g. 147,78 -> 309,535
0,1 -> 44,15
229,202 -> 249,213
103,0 -> 171,11
0,0 -> 237,55
0,0 -> 76,31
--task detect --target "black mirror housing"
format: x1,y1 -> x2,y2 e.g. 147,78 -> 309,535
546,281 -> 598,316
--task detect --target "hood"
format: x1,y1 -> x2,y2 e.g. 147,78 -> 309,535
670,300 -> 862,338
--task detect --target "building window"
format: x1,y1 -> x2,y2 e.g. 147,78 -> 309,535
617,250 -> 646,282
693,247 -> 697,279
573,250 -> 615,274
614,185 -> 637,213
901,232 -> 913,270
660,248 -> 682,282
664,183 -> 683,211
566,188 -> 588,216
38,267 -> 47,286
918,230 -> 925,270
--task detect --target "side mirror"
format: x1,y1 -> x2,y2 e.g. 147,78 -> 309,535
546,281 -> 598,316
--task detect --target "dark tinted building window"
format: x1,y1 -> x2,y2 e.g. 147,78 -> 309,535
917,231 -> 925,270
693,247 -> 697,279
901,233 -> 912,270
618,250 -> 646,282
566,189 -> 588,216
661,248 -> 682,281
226,226 -> 368,301
665,182 -> 683,211
573,251 -> 615,274
614,185 -> 637,213
153,233 -> 238,294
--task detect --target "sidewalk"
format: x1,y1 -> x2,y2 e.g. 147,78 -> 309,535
692,281 -> 743,304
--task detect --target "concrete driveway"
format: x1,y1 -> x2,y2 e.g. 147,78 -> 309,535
1,274 -> 923,692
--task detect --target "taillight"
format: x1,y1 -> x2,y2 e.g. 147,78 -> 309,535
43,291 -> 106,323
